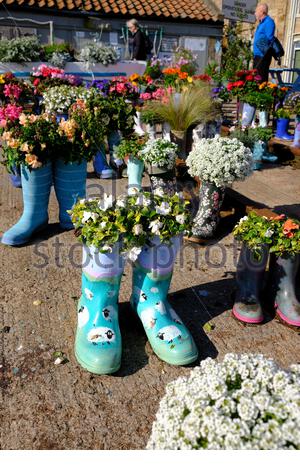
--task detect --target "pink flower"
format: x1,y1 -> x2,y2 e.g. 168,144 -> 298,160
152,88 -> 165,100
0,119 -> 7,128
4,84 -> 23,100
140,92 -> 152,100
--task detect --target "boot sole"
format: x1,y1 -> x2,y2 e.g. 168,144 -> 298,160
232,307 -> 264,326
275,310 -> 300,331
75,349 -> 121,375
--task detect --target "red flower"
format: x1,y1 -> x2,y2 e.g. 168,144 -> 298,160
245,75 -> 254,81
33,78 -> 40,87
227,82 -> 235,91
233,80 -> 245,87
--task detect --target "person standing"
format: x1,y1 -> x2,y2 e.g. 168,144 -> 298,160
127,19 -> 147,61
253,3 -> 275,82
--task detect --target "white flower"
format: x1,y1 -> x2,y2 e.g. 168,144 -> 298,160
126,246 -> 142,262
239,216 -> 249,224
98,194 -> 113,211
101,245 -> 113,253
149,220 -> 163,235
264,229 -> 274,238
82,211 -> 99,223
156,202 -> 171,215
79,198 -> 86,204
176,214 -> 186,225
100,221 -> 107,229
153,187 -> 165,197
116,196 -> 127,208
133,224 -> 144,236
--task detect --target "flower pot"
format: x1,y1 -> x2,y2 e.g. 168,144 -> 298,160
134,111 -> 145,136
1,162 -> 52,246
259,110 -> 268,128
127,156 -> 144,194
292,119 -> 300,148
75,243 -> 125,374
191,181 -> 225,239
275,118 -> 293,140
252,141 -> 265,170
232,244 -> 269,324
131,235 -> 198,366
162,122 -> 171,141
170,130 -> 187,160
269,253 -> 300,328
93,147 -> 114,179
241,103 -> 256,127
145,123 -> 156,139
53,159 -> 87,229
146,164 -> 177,196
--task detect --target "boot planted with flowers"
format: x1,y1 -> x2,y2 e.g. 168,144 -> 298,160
128,191 -> 198,365
1,112 -> 56,246
268,216 -> 300,329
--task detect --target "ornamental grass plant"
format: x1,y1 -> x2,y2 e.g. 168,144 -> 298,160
143,84 -> 219,132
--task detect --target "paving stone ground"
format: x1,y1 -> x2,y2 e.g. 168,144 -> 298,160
0,165 -> 299,450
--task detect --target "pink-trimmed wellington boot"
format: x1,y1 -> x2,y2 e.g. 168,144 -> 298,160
232,244 -> 269,324
270,253 -> 300,329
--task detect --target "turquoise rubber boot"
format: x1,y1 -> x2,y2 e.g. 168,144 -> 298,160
127,156 -> 144,194
75,244 -> 125,374
53,159 -> 87,230
1,163 -> 52,246
131,236 -> 198,366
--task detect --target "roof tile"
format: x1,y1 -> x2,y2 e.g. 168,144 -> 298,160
0,0 -> 218,21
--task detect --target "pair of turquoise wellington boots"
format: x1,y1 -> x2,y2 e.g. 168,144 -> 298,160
75,237 -> 198,375
1,160 -> 87,246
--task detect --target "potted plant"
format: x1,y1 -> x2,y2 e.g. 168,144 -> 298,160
42,84 -> 93,120
232,212 -> 274,324
69,191 -> 198,374
78,42 -> 119,67
144,84 -> 219,159
186,136 -> 253,241
147,353 -> 300,449
230,127 -> 276,169
275,108 -> 293,140
269,214 -> 300,328
139,138 -> 178,195
114,134 -> 147,193
285,91 -> 300,147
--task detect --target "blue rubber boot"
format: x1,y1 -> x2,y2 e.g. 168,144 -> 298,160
9,165 -> 22,188
93,145 -> 114,179
75,244 -> 125,374
275,118 -> 293,140
1,163 -> 52,246
259,111 -> 268,128
131,236 -> 198,366
252,141 -> 264,170
127,157 -> 144,194
53,159 -> 87,230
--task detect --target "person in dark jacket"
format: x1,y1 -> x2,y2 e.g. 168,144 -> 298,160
253,3 -> 275,82
127,19 -> 147,61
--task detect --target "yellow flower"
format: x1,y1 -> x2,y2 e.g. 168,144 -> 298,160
187,76 -> 193,83
0,75 -> 5,84
40,143 -> 46,150
7,138 -> 20,149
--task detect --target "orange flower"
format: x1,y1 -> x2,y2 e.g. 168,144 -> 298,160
283,219 -> 299,235
270,214 -> 286,220
25,153 -> 42,169
178,71 -> 188,80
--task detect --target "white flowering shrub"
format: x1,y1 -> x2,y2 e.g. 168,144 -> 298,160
147,354 -> 300,450
79,43 -> 118,66
186,136 -> 253,187
139,138 -> 178,170
42,85 -> 94,113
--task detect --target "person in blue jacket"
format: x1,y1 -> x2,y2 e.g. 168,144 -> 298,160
253,3 -> 275,82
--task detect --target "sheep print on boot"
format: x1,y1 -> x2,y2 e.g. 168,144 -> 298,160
1,163 -> 52,246
75,245 -> 124,375
131,236 -> 198,366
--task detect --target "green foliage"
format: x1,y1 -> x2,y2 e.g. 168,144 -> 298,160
275,108 -> 291,119
115,134 -> 148,161
42,43 -> 72,59
233,212 -> 274,259
0,36 -> 41,62
244,90 -> 274,111
140,108 -> 162,125
220,23 -> 253,81
269,216 -> 300,256
230,127 -> 273,149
